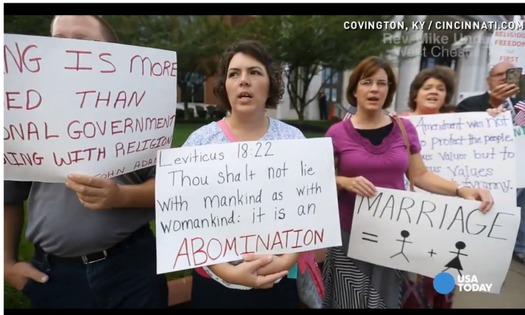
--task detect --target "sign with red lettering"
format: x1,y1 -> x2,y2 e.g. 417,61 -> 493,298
154,138 -> 341,273
4,34 -> 177,182
489,29 -> 525,69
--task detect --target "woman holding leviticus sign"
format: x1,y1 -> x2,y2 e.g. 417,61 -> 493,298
182,40 -> 304,308
323,56 -> 495,309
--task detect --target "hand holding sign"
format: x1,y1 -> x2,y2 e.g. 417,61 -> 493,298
65,173 -> 122,210
208,255 -> 289,289
243,252 -> 298,276
457,186 -> 494,213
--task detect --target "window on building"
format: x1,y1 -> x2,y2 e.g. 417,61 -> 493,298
192,83 -> 204,103
183,72 -> 205,103
420,43 -> 458,71
321,67 -> 342,105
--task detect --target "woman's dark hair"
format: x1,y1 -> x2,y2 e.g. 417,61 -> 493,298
407,65 -> 456,113
346,56 -> 397,109
213,40 -> 284,111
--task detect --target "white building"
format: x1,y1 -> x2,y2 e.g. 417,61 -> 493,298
270,15 -> 513,120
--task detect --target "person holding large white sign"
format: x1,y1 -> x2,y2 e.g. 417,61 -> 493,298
456,61 -> 520,114
4,16 -> 169,309
349,188 -> 520,294
323,56 -> 494,309
361,111 -> 521,295
483,111 -> 525,265
399,65 -> 458,308
347,104 -> 520,297
172,40 -> 313,309
514,125 -> 525,264
391,67 -> 517,305
4,30 -> 176,182
456,63 -> 525,266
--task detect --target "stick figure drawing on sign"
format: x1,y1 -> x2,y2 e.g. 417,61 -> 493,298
390,230 -> 412,263
443,241 -> 468,276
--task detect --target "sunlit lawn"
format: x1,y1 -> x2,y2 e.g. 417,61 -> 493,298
4,119 -> 329,308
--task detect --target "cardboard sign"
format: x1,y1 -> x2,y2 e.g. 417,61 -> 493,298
4,34 -> 177,182
155,138 -> 341,273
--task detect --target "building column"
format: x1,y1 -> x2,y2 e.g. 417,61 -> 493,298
305,69 -> 322,120
394,15 -> 426,114
456,30 -> 489,100
475,31 -> 492,91
275,83 -> 289,120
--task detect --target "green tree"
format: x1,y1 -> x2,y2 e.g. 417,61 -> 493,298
247,15 -> 398,121
4,15 -> 54,36
106,15 -> 237,120
171,16 -> 237,119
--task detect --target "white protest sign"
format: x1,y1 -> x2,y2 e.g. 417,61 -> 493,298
406,112 -> 517,205
4,34 -> 177,182
489,29 -> 525,69
515,125 -> 525,188
155,138 -> 341,274
349,187 -> 520,294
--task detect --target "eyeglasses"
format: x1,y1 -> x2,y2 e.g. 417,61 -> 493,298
359,79 -> 391,89
489,71 -> 506,78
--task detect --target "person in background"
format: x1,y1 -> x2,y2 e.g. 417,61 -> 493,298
456,61 -> 524,265
3,16 -> 168,308
512,96 -> 525,265
405,65 -> 456,116
456,61 -> 519,113
184,40 -> 304,308
400,65 -> 457,308
322,56 -> 494,309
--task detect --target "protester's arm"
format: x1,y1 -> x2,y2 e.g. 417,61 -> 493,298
487,104 -> 507,117
4,203 -> 24,267
243,253 -> 299,276
117,178 -> 155,208
208,257 -> 288,289
314,248 -> 327,263
334,156 -> 377,196
65,174 -> 155,210
488,83 -> 520,108
4,203 -> 48,290
410,152 -> 494,213
336,175 -> 377,197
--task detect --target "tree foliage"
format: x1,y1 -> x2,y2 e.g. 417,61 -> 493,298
4,15 -> 401,121
4,15 -> 54,36
246,15 -> 398,121
106,15 -> 238,119
5,15 -> 238,120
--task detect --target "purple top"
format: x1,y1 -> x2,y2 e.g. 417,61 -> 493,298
325,116 -> 421,232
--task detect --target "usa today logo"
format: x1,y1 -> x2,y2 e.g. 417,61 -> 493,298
433,272 -> 493,293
